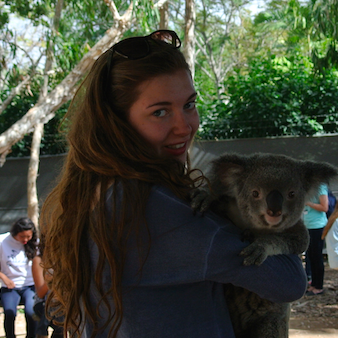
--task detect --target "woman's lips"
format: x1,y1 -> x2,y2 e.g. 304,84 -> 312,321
165,142 -> 187,156
167,142 -> 185,149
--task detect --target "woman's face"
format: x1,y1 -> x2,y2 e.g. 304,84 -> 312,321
14,230 -> 33,245
128,69 -> 199,164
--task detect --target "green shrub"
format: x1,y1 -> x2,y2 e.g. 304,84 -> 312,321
198,55 -> 338,140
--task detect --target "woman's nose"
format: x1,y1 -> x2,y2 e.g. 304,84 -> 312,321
172,111 -> 192,135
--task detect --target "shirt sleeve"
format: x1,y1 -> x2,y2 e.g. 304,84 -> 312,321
318,184 -> 328,196
118,186 -> 307,304
205,224 -> 307,303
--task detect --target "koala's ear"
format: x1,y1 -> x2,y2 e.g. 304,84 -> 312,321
301,160 -> 338,193
210,153 -> 247,193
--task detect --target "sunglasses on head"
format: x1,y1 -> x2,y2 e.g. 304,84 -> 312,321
111,30 -> 181,60
104,30 -> 181,94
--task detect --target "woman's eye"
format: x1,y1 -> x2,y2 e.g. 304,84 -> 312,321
184,101 -> 196,110
153,109 -> 167,117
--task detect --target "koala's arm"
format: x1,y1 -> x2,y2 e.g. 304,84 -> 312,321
190,186 -> 218,214
240,220 -> 310,266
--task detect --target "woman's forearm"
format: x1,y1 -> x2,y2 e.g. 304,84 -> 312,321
0,271 -> 15,288
32,256 -> 49,298
306,201 -> 327,212
306,194 -> 329,212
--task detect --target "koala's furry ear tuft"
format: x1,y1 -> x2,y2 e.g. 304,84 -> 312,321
211,153 -> 247,189
301,160 -> 338,193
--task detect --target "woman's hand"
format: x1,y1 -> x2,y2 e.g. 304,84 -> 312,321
0,274 -> 16,289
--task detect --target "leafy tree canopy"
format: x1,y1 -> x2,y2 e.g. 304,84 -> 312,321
198,54 -> 338,140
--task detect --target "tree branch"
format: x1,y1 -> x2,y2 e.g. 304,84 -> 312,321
0,1 -> 136,165
0,53 -> 43,114
154,0 -> 169,9
0,76 -> 31,114
103,0 -> 122,20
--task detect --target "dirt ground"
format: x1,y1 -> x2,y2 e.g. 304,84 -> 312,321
289,259 -> 338,338
0,260 -> 337,338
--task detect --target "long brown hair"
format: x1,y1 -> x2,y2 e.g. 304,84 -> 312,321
40,37 -> 204,337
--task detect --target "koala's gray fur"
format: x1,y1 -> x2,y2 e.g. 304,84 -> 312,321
192,152 -> 338,338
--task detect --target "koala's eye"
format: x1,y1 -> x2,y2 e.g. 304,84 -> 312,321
252,190 -> 260,198
288,191 -> 295,199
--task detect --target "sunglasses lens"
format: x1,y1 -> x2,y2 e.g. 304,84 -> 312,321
150,30 -> 181,48
114,37 -> 150,60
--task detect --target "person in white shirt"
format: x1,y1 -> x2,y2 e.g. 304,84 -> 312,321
0,217 -> 38,338
322,202 -> 338,270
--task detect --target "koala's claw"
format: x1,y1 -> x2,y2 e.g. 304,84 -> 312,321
240,243 -> 268,266
190,188 -> 214,214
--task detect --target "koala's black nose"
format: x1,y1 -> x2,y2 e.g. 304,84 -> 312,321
266,190 -> 283,217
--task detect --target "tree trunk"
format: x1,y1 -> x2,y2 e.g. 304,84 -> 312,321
160,1 -> 169,29
27,123 -> 43,226
27,0 -> 64,227
184,0 -> 196,77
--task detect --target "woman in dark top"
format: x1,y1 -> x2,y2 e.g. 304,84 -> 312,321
40,30 -> 307,337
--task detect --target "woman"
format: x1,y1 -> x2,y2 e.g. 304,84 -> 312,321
40,30 -> 307,338
0,217 -> 38,338
304,184 -> 329,295
322,201 -> 338,269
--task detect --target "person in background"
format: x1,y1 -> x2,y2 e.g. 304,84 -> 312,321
0,217 -> 38,338
322,201 -> 338,270
304,183 -> 329,295
40,30 -> 307,337
32,234 -> 63,338
326,189 -> 336,219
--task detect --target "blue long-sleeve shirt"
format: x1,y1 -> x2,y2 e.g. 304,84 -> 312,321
84,185 -> 307,337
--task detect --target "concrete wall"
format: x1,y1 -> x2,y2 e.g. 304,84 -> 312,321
191,134 -> 338,174
0,154 -> 65,233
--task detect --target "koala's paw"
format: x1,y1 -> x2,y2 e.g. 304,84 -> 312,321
190,187 -> 214,214
240,242 -> 268,266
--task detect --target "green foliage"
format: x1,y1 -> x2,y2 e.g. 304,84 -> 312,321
132,0 -> 159,30
4,0 -> 53,26
52,0 -> 120,76
0,8 -> 10,29
310,0 -> 338,51
0,75 -> 67,157
198,55 -> 338,140
268,0 -> 338,72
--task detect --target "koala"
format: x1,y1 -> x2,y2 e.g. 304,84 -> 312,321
192,152 -> 338,338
